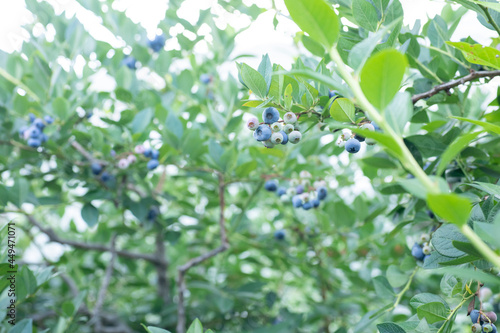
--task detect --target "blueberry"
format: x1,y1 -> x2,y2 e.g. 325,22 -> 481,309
151,149 -> 160,160
262,140 -> 275,148
28,113 -> 36,123
122,56 -> 137,70
262,107 -> 279,124
296,185 -> 304,194
18,126 -> 28,137
271,122 -> 282,132
292,195 -> 303,208
492,323 -> 497,333
354,134 -> 365,142
27,138 -> 41,148
147,34 -> 166,52
283,124 -> 294,134
288,130 -> 302,144
312,198 -> 320,208
253,125 -> 272,141
279,131 -> 288,145
101,171 -> 111,182
424,254 -> 431,262
283,112 -> 297,124
317,186 -> 327,200
270,132 -> 284,144
277,187 -> 287,196
422,245 -> 431,255
200,74 -> 212,84
274,230 -> 285,240
265,180 -> 278,192
28,126 -> 41,139
33,118 -> 45,130
147,159 -> 159,170
472,323 -> 482,332
345,138 -> 361,154
110,150 -> 116,157
86,111 -> 93,119
41,133 -> 48,143
371,121 -> 381,131
118,158 -> 129,169
427,209 -> 435,219
147,206 -> 159,221
487,312 -> 498,323
471,310 -> 481,324
246,116 -> 259,130
303,201 -> 313,210
91,162 -> 103,175
361,123 -> 375,131
411,243 -> 425,261
135,145 -> 146,154
484,323 -> 494,333
44,115 -> 54,124
144,148 -> 153,158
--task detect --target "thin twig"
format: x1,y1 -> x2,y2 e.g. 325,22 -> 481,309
479,4 -> 500,36
412,70 -> 500,104
176,172 -> 229,333
71,141 -> 108,165
93,234 -> 118,331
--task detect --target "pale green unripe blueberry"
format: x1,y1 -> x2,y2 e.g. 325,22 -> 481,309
284,112 -> 297,124
287,187 -> 297,196
342,128 -> 352,140
284,124 -> 294,134
420,233 -> 430,243
262,140 -> 275,148
300,171 -> 312,179
301,192 -> 310,202
281,194 -> 290,202
290,179 -> 299,187
361,123 -> 375,131
336,136 -> 345,147
422,245 -> 431,255
480,287 -> 493,301
271,132 -> 284,144
366,138 -> 376,145
294,124 -> 301,131
271,122 -> 282,132
472,323 -> 482,332
301,179 -> 311,188
289,131 -> 302,144
314,180 -> 327,188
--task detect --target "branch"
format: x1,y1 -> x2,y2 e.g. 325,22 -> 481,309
412,70 -> 500,104
71,140 -> 108,165
93,234 -> 118,332
176,172 -> 229,333
155,229 -> 170,305
25,215 -> 161,264
479,5 -> 500,36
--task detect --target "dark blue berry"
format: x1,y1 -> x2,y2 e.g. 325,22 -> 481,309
279,130 -> 288,145
122,56 -> 137,70
277,187 -> 287,196
262,107 -> 279,124
101,171 -> 111,182
151,149 -> 160,160
317,186 -> 327,200
411,243 -> 425,261
253,125 -> 272,141
265,180 -> 278,192
292,195 -> 303,208
27,138 -> 41,148
91,162 -> 103,175
303,201 -> 313,210
144,148 -> 153,158
312,198 -> 320,208
44,115 -> 54,124
200,74 -> 212,84
274,230 -> 285,240
296,185 -> 304,194
147,34 -> 166,52
345,138 -> 361,154
147,159 -> 159,170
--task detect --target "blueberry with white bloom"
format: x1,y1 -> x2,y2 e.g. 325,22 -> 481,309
345,138 -> 361,153
27,138 -> 41,148
253,125 -> 272,141
118,158 -> 129,169
151,149 -> 160,160
33,118 -> 45,130
317,187 -> 327,200
279,131 -> 288,145
288,131 -> 302,144
283,112 -> 297,124
274,230 -> 285,240
265,180 -> 278,192
277,187 -> 287,196
271,122 -> 282,132
91,162 -> 103,175
411,243 -> 425,261
303,201 -> 313,210
44,115 -> 54,124
29,113 -> 36,123
262,140 -> 275,148
262,107 -> 279,124
296,185 -> 304,194
271,132 -> 284,144
246,116 -> 259,130
144,148 -> 153,158
292,195 -> 303,208
312,198 -> 320,208
283,124 -> 294,134
147,159 -> 159,170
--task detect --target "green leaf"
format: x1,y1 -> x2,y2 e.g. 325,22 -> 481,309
451,116 -> 500,134
468,0 -> 500,13
446,42 -> 500,69
284,83 -> 293,110
385,92 -> 412,135
239,63 -> 268,98
147,327 -> 172,333
360,49 -> 408,110
8,319 -> 33,333
10,178 -> 29,207
283,0 -> 340,48
81,203 -> 99,227
427,193 -> 472,227
302,35 -> 325,57
437,131 -> 483,176
416,302 -> 448,324
386,265 -> 407,288
352,0 -> 379,32
474,221 -> 500,249
410,293 -> 450,310
186,319 -> 203,333
257,54 -> 273,94
431,224 -> 469,258
467,182 -> 500,197
52,97 -> 70,120
130,108 -> 154,134
329,98 -> 355,122
373,275 -> 395,298
376,323 -> 406,333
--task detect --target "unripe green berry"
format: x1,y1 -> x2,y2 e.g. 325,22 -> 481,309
283,112 -> 297,124
262,140 -> 275,148
483,323 -> 493,332
420,233 -> 430,243
472,323 -> 482,332
289,131 -> 302,144
271,122 -> 282,132
271,132 -> 284,144
283,124 -> 294,134
422,245 -> 431,255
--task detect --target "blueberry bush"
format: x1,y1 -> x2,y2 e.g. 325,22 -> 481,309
1,0 -> 500,332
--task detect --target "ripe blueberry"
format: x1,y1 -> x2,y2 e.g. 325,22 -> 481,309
29,113 -> 36,123
144,148 -> 153,158
317,186 -> 327,200
147,34 -> 166,52
288,131 -> 302,144
147,159 -> 159,170
277,187 -> 287,196
151,149 -> 160,160
312,198 -> 320,208
274,230 -> 285,240
41,133 -> 48,143
147,206 -> 159,220
292,195 -> 303,208
354,134 -> 365,142
411,243 -> 425,261
44,115 -> 54,124
279,131 -> 288,145
200,74 -> 212,84
303,201 -> 313,210
471,310 -> 481,324
262,107 -> 279,124
33,118 -> 45,130
253,125 -> 272,141
122,56 -> 137,70
91,162 -> 103,175
18,126 -> 28,137
265,180 -> 278,192
345,138 -> 361,153
27,138 -> 41,148
101,171 -> 111,182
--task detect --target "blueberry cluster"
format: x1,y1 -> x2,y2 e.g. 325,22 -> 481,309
90,162 -> 114,183
19,114 -> 54,148
147,34 -> 166,52
247,107 -> 302,148
264,171 -> 328,210
411,232 -> 432,262
336,122 -> 377,154
470,309 -> 497,332
135,144 -> 160,170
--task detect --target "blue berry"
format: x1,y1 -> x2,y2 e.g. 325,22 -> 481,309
411,243 -> 425,261
91,162 -> 103,175
27,138 -> 41,148
279,131 -> 288,144
110,150 -> 116,157
317,186 -> 327,200
144,148 -> 153,158
147,159 -> 159,170
274,230 -> 285,240
29,113 -> 36,123
483,323 -> 494,333
122,56 -> 137,70
151,149 -> 159,160
253,125 -> 272,141
101,171 -> 111,182
262,107 -> 279,124
303,201 -> 313,210
277,187 -> 287,196
200,74 -> 212,84
328,90 -> 337,99
86,111 -> 93,119
41,133 -> 48,143
33,118 -> 45,130
18,126 -> 28,137
471,310 -> 481,324
427,210 -> 435,219
345,138 -> 361,154
354,134 -> 365,142
44,115 -> 54,124
28,126 -> 41,139
312,198 -> 320,208
265,180 -> 278,192
147,34 -> 166,52
147,207 -> 159,221
371,121 -> 381,131
296,185 -> 304,194
292,195 -> 303,208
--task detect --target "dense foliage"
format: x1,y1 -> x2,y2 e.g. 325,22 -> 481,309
1,0 -> 500,332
